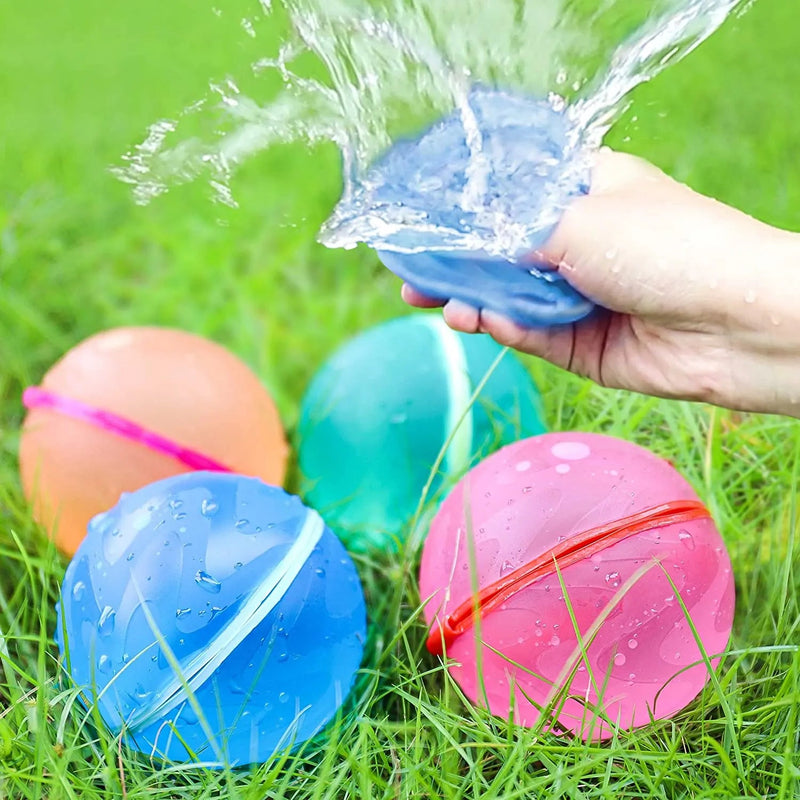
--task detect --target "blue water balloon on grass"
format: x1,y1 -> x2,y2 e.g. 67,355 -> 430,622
56,472 -> 367,767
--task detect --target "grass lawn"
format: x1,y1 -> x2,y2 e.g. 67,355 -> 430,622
1,0 -> 800,797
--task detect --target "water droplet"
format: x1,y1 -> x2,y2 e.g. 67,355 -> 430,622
744,290 -> 756,304
201,499 -> 219,517
500,560 -> 514,575
678,529 -> 695,550
277,626 -> 289,639
550,635 -> 560,646
534,628 -> 543,637
182,706 -> 199,725
515,461 -> 531,472
605,572 -> 621,588
614,653 -> 626,667
126,552 -> 134,562
390,412 -> 407,424
133,683 -> 152,701
71,581 -> 86,602
555,463 -> 570,474
605,248 -> 618,260
278,691 -> 289,704
277,653 -> 289,663
234,561 -> 243,570
315,568 -> 326,578
628,638 -> 638,650
176,607 -> 191,618
195,571 -> 222,593
551,442 -> 591,460
98,606 -> 116,637
522,486 -> 533,494
98,654 -> 111,673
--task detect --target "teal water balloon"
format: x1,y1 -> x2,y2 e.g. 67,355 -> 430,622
56,472 -> 367,767
297,314 -> 546,551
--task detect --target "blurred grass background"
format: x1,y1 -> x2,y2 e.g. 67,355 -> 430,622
1,0 -> 799,797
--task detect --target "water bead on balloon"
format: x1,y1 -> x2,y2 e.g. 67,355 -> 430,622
19,327 -> 289,555
419,433 -> 734,739
297,314 -> 546,553
323,87 -> 595,327
56,472 -> 366,767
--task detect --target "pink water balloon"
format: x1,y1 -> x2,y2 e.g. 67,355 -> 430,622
419,433 -> 735,739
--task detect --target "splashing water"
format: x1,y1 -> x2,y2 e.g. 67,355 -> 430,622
113,0 -> 749,259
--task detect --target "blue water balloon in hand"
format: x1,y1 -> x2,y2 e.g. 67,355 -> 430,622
56,472 -> 367,767
323,87 -> 595,327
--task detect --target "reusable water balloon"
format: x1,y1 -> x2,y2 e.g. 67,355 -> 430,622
324,87 -> 595,327
56,472 -> 366,766
19,327 -> 288,555
298,314 -> 546,552
420,432 -> 734,739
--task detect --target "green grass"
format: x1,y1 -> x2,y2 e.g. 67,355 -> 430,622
1,0 -> 800,797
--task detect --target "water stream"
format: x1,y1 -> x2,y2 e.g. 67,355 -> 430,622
113,0 -> 749,259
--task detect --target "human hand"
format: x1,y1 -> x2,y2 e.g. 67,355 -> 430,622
402,149 -> 800,417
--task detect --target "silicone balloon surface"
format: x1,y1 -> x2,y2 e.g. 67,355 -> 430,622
420,433 -> 735,739
20,327 -> 288,555
56,472 -> 366,766
298,314 -> 546,552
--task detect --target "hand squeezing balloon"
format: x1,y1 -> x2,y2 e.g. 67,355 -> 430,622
324,87 -> 595,327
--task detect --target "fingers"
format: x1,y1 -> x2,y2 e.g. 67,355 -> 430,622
442,300 -> 481,333
588,148 -> 668,195
401,283 -> 581,374
477,310 -> 577,371
400,284 -> 446,308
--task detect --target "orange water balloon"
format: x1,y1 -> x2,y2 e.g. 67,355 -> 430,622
19,327 -> 288,555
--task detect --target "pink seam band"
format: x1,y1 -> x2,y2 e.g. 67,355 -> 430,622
22,386 -> 233,473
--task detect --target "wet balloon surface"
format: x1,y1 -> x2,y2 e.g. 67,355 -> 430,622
297,313 -> 546,552
419,432 -> 735,739
57,472 -> 366,766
